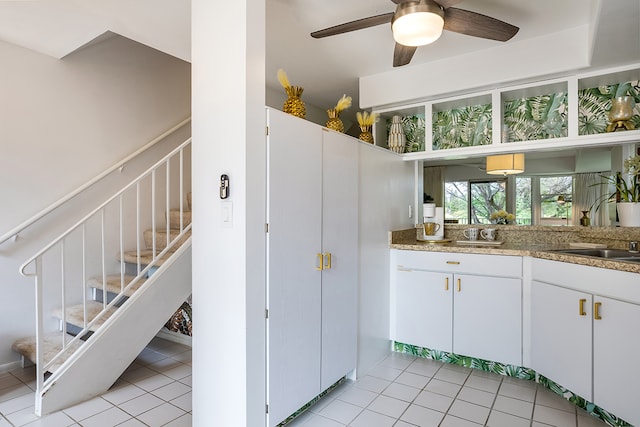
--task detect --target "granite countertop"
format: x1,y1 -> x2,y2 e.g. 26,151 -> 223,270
390,228 -> 640,274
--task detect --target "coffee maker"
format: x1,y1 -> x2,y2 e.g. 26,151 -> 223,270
422,203 -> 444,240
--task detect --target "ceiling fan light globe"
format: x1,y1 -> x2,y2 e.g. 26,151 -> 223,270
392,12 -> 444,46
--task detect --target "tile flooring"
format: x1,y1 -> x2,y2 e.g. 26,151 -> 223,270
0,337 -> 192,426
0,342 -> 614,427
287,352 -> 611,427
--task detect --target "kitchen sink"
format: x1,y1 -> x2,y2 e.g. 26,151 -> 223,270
552,248 -> 640,262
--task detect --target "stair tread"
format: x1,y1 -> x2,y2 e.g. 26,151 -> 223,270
12,332 -> 83,373
121,229 -> 191,265
87,274 -> 147,296
53,301 -> 118,331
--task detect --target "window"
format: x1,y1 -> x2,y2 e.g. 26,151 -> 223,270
540,176 -> 573,225
445,181 -> 469,224
515,177 -> 532,225
445,180 -> 506,224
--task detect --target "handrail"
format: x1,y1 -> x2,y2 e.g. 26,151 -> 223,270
0,117 -> 191,245
20,137 -> 192,277
20,135 -> 192,407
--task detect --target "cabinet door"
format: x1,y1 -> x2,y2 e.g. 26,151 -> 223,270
594,296 -> 640,426
394,268 -> 453,352
320,130 -> 359,390
453,274 -> 522,366
267,110 -> 323,426
530,281 -> 592,401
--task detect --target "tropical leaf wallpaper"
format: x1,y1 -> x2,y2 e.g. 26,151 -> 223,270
503,92 -> 568,142
432,103 -> 493,150
394,342 -> 632,427
385,114 -> 426,152
578,81 -> 640,135
384,80 -> 640,153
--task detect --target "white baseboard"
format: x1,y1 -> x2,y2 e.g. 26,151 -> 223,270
0,360 -> 23,373
155,328 -> 192,347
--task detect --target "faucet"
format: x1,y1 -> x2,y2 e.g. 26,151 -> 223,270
630,241 -> 639,253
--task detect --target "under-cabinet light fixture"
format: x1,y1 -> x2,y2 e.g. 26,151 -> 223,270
486,153 -> 525,176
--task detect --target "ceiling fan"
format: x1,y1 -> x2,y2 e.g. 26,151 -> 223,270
311,0 -> 519,67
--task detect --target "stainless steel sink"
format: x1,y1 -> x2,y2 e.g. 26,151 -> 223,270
553,248 -> 640,262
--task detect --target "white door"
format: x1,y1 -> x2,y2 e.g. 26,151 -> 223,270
267,110 -> 323,426
530,280 -> 592,401
593,296 -> 640,426
394,269 -> 453,352
320,130 -> 359,390
453,274 -> 522,366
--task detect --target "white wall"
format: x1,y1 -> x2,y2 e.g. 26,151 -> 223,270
358,146 -> 414,376
0,35 -> 191,368
359,26 -> 591,109
191,0 -> 266,426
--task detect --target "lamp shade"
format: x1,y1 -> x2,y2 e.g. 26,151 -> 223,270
486,153 -> 525,175
392,0 -> 444,47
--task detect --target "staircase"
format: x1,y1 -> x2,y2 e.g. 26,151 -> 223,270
11,139 -> 192,416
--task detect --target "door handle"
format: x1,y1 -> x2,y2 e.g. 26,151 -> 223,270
323,252 -> 332,270
457,278 -> 461,292
445,277 -> 449,291
316,253 -> 323,271
579,298 -> 586,316
594,302 -> 602,320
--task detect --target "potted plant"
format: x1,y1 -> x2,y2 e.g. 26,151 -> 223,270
593,153 -> 640,226
490,210 -> 515,225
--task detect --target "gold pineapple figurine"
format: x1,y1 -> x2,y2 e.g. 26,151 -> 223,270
325,95 -> 352,133
278,69 -> 306,119
357,111 -> 378,144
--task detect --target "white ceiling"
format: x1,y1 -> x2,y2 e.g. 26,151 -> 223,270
0,0 -> 638,121
267,0 -> 639,116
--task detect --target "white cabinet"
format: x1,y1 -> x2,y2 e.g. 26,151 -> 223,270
266,108 -> 357,427
319,128 -> 358,391
454,273 -> 521,366
530,258 -> 640,426
395,268 -> 452,351
392,250 -> 522,366
593,296 -> 640,426
530,280 -> 592,400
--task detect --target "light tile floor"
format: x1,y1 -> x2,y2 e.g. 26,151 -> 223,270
287,353 -> 611,427
0,343 -> 614,427
0,338 -> 192,427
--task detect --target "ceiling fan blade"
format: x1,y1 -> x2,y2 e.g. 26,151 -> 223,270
311,12 -> 394,38
444,7 -> 519,41
393,43 -> 417,67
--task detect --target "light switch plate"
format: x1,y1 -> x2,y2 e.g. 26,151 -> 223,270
221,201 -> 233,228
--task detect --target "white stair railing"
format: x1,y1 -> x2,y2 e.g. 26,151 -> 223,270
19,137 -> 192,398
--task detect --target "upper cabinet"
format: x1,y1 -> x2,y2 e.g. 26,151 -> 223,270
372,63 -> 640,160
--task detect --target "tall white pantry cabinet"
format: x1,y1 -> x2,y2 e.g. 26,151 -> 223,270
266,108 -> 358,427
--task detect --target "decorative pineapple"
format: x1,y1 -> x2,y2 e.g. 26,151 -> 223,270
278,69 -> 306,119
357,111 -> 378,144
325,95 -> 352,133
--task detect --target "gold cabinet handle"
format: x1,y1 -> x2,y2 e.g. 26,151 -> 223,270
445,277 -> 449,291
446,261 -> 460,265
579,298 -> 587,316
316,253 -> 323,271
594,302 -> 602,320
323,252 -> 332,270
457,278 -> 461,292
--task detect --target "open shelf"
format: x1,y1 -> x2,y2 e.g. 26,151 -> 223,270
371,63 -> 640,161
